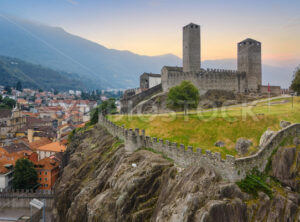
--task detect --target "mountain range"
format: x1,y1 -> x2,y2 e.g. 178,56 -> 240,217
0,56 -> 86,91
0,16 -> 296,90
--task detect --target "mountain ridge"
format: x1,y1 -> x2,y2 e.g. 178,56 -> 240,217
0,55 -> 87,91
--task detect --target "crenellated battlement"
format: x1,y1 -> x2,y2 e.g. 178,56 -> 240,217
98,114 -> 300,182
167,68 -> 246,79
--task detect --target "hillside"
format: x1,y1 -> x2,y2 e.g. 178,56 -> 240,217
0,56 -> 87,91
110,96 -> 300,158
53,123 -> 300,221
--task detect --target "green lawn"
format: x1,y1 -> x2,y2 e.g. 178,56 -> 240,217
108,96 -> 300,158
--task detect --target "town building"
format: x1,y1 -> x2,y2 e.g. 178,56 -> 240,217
140,73 -> 162,90
35,157 -> 59,190
0,164 -> 14,192
35,141 -> 66,160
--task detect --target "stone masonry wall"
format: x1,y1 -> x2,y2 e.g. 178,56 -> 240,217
260,85 -> 281,95
120,84 -> 162,113
161,68 -> 247,95
0,190 -> 54,209
98,114 -> 300,182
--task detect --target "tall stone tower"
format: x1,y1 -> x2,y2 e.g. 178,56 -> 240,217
237,38 -> 262,92
183,23 -> 201,72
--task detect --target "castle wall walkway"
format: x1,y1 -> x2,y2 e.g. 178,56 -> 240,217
98,114 -> 300,182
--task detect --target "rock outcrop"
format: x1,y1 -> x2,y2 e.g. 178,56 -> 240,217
259,129 -> 275,147
235,138 -> 252,155
280,120 -> 291,128
214,141 -> 225,148
271,146 -> 300,191
53,125 -> 300,222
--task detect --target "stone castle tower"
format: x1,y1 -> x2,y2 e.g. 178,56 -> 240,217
183,23 -> 201,72
237,38 -> 262,91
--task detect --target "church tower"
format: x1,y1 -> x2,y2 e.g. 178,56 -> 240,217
237,38 -> 262,92
183,23 -> 201,72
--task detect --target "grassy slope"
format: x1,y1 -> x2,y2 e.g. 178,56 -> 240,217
109,97 -> 300,158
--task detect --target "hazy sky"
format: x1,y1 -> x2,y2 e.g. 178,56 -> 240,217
0,0 -> 300,64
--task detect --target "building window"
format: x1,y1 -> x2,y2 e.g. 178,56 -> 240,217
39,178 -> 42,181
40,172 -> 41,175
45,178 -> 47,181
45,172 -> 47,175
45,184 -> 48,187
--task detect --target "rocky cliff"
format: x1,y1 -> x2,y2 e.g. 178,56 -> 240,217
52,125 -> 300,222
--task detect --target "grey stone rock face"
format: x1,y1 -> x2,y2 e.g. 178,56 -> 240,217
280,120 -> 291,128
235,138 -> 252,155
214,141 -> 225,148
259,129 -> 275,147
294,137 -> 300,147
195,198 -> 248,222
271,147 -> 299,191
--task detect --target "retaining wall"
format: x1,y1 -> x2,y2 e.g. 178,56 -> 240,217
0,190 -> 54,209
120,84 -> 162,113
99,114 -> 300,182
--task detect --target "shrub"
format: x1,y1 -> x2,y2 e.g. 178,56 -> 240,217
90,98 -> 117,125
236,169 -> 273,198
167,81 -> 199,110
291,67 -> 300,94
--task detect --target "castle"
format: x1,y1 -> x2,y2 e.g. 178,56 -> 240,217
162,23 -> 280,94
121,23 -> 281,113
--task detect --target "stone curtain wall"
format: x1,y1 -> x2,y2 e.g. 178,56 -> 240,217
120,84 -> 162,113
99,114 -> 300,182
161,68 -> 247,94
260,85 -> 281,95
235,124 -> 300,178
0,190 -> 54,209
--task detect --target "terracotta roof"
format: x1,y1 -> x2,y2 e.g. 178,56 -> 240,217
60,139 -> 68,146
3,142 -> 32,154
0,161 -> 13,174
37,141 -> 66,153
29,138 -> 52,150
22,112 -> 39,118
34,157 -> 58,170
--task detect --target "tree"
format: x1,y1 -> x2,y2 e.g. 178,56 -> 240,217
90,98 -> 117,125
291,67 -> 300,94
3,97 -> 16,109
4,86 -> 12,95
167,81 -> 199,111
13,158 -> 38,189
16,81 -> 23,91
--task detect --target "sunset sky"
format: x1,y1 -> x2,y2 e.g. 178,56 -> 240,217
0,0 -> 300,65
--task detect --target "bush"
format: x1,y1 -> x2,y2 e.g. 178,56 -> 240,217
291,67 -> 300,94
167,81 -> 199,110
236,169 -> 273,198
90,98 -> 117,125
